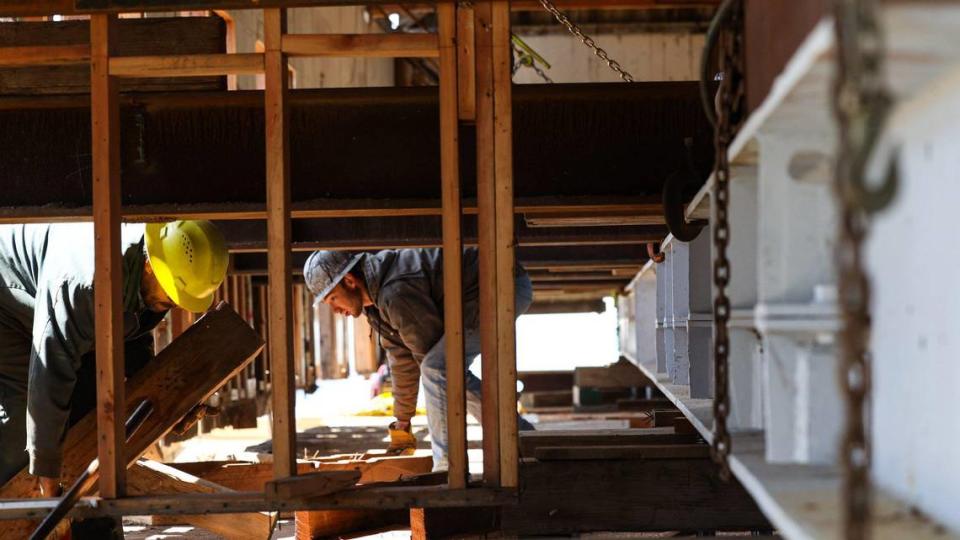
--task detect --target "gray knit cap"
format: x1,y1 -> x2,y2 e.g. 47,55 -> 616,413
303,251 -> 364,300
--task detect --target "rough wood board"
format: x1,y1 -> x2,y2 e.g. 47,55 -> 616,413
520,390 -> 572,408
0,17 -> 226,94
0,303 -> 263,538
169,461 -> 319,492
294,454 -> 433,539
265,470 -> 360,500
534,443 -> 711,461
574,358 -> 652,389
129,460 -> 271,540
519,428 -> 701,458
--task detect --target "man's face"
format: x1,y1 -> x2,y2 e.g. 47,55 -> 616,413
142,261 -> 176,313
323,276 -> 364,318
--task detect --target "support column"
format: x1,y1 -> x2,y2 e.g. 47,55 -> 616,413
438,2 -> 467,489
475,0 -> 500,486
475,0 -> 517,488
264,7 -> 296,479
90,13 -> 124,499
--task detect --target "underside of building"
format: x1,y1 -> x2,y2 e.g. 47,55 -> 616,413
0,1 -> 957,539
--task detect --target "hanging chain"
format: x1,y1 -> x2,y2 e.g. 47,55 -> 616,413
513,44 -> 554,83
710,0 -> 745,483
833,0 -> 896,537
537,0 -> 635,82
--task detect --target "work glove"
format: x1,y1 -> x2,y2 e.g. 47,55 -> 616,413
386,421 -> 416,456
172,404 -> 221,436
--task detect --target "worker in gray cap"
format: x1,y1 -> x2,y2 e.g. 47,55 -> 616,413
304,248 -> 534,471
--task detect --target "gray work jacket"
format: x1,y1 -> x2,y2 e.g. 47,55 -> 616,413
0,223 -> 151,477
360,248 -> 520,421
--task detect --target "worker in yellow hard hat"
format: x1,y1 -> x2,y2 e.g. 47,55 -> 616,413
0,220 -> 227,535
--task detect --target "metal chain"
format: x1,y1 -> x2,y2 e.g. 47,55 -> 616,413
833,0 -> 894,537
537,0 -> 635,82
512,44 -> 554,83
710,0 -> 744,483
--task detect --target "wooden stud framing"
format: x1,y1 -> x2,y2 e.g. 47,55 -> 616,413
90,13 -> 125,499
282,33 -> 439,58
456,4 -> 476,121
264,7 -> 297,480
474,0 -> 518,488
0,44 -> 90,67
491,0 -> 518,489
474,0 -> 501,486
437,2 -> 467,490
109,52 -> 264,77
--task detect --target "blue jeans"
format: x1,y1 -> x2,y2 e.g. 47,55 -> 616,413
420,274 -> 534,471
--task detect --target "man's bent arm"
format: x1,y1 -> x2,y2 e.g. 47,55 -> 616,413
26,279 -> 95,477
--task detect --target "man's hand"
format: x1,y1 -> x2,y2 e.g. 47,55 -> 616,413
386,420 -> 416,456
38,476 -> 62,498
172,404 -> 221,435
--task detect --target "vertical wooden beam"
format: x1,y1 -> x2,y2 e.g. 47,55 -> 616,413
438,2 -> 467,490
264,7 -> 296,480
90,13 -> 125,499
491,0 -> 518,489
474,0 -> 500,486
457,3 -> 476,122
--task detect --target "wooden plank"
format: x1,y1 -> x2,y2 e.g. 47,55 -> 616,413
0,0 -> 719,18
491,0 -> 518,489
653,408 -> 685,427
456,3 -> 476,121
0,44 -> 89,67
534,443 -> 711,461
516,370 -> 573,392
90,12 -> 125,500
294,454 -> 433,538
518,428 -> 701,458
0,17 -> 226,95
282,33 -> 438,58
297,508 -> 408,540
265,470 -> 360,500
501,458 -> 770,535
109,52 -> 263,77
0,487 -> 515,521
519,390 -> 572,408
0,303 -> 263,537
574,357 -> 652,389
474,0 -> 500,487
437,1 -> 467,491
129,460 -> 272,540
264,7 -> 297,480
410,506 -> 498,540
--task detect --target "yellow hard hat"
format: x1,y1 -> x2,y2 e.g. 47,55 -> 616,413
144,220 -> 229,313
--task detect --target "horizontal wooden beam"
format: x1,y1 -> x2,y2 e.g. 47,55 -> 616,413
0,44 -> 90,67
534,443 -> 711,461
0,0 -> 721,17
0,486 -> 515,520
0,197 -> 661,223
109,53 -> 264,77
282,33 -> 439,58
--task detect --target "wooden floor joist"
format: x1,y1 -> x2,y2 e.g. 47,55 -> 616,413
0,303 -> 263,538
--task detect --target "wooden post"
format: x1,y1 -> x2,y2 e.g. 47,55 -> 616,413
491,0 -> 519,489
457,3 -> 476,122
474,0 -> 501,486
90,13 -> 125,499
264,7 -> 296,480
438,2 -> 467,490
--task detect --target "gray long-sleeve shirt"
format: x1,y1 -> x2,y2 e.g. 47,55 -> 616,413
360,248 -> 523,421
0,223 -> 150,477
